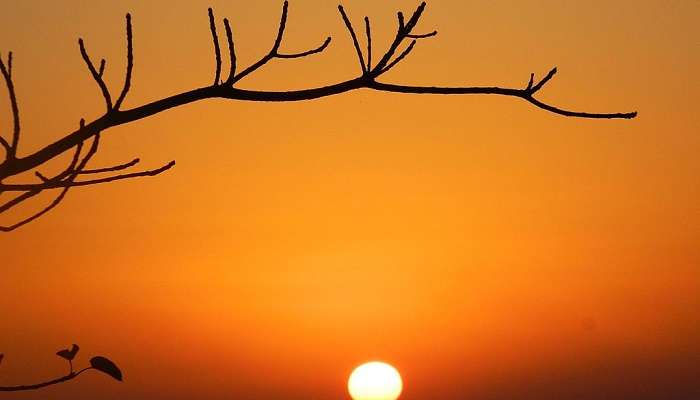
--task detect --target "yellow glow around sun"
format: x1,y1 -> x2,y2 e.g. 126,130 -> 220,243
348,361 -> 403,400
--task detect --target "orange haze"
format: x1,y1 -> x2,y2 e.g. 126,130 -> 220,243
1,1 -> 698,399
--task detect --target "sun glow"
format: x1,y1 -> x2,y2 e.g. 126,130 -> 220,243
348,361 -> 403,400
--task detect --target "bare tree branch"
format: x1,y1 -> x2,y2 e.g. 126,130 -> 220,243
272,0 -> 290,54
223,18 -> 236,84
98,59 -> 106,77
0,368 -> 93,391
0,185 -> 70,232
208,8 -> 222,86
0,1 -> 638,232
407,30 -> 437,39
113,13 -> 133,109
277,37 -> 332,59
0,189 -> 41,214
79,157 -> 140,174
529,67 -> 558,94
364,16 -> 372,70
2,160 -> 175,191
0,345 -> 122,391
0,51 -> 20,159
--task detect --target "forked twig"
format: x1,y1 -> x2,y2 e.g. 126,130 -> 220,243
78,39 -> 113,111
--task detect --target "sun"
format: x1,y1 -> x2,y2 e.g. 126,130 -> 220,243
348,361 -> 403,400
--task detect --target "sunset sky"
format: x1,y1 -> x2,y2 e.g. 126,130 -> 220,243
1,1 -> 698,399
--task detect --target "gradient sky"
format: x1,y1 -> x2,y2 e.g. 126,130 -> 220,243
1,1 -> 698,399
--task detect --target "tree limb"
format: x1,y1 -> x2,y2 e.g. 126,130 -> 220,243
0,345 -> 122,391
0,1 -> 638,232
0,51 -> 20,159
0,368 -> 92,392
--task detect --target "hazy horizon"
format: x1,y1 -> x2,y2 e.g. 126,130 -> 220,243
1,1 -> 698,399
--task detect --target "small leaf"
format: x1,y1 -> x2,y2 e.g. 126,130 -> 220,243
56,344 -> 80,361
90,356 -> 123,381
0,353 -> 4,365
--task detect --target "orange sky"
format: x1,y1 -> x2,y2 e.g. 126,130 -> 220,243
1,1 -> 698,399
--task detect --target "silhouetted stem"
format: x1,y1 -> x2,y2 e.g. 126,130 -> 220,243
0,52 -> 20,158
0,76 -> 636,182
0,1 -> 638,232
0,367 -> 92,392
78,39 -> 113,111
113,13 -> 133,109
208,8 -> 222,86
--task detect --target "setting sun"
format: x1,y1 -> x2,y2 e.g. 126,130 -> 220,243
348,362 -> 403,400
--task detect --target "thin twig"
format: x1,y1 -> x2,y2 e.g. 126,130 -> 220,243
6,51 -> 12,77
79,158 -> 140,174
232,1 -> 330,83
407,30 -> 437,39
381,40 -> 416,73
271,1 -> 289,54
1,161 -> 175,191
0,368 -> 93,391
114,13 -> 133,109
0,189 -> 41,214
373,2 -> 428,72
0,52 -> 21,157
277,37 -> 331,58
35,140 -> 84,183
0,136 -> 10,156
0,186 -> 70,232
368,81 -> 637,119
365,16 -> 372,70
530,67 -> 557,93
208,8 -> 222,86
98,59 -> 106,77
223,18 -> 236,84
338,5 -> 367,74
74,134 -> 99,172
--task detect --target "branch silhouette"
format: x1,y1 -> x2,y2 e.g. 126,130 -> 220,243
0,345 -> 122,392
0,1 -> 637,232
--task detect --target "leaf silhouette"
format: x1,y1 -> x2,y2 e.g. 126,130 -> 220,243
56,344 -> 80,361
90,356 -> 122,381
0,353 -> 3,365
